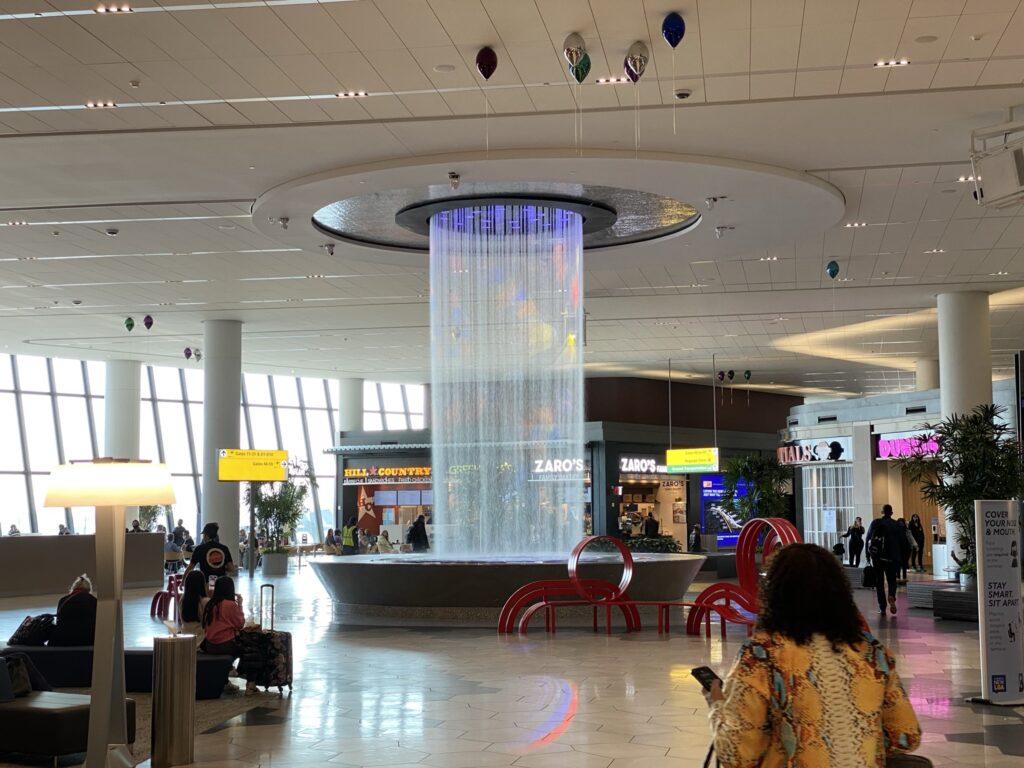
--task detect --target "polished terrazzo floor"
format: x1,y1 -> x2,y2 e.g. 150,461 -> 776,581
2,558 -> 1023,768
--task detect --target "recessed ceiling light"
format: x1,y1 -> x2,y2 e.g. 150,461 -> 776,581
837,277 -> 854,282
924,249 -> 945,254
688,283 -> 708,288
990,271 -> 1009,276
336,91 -> 368,98
969,34 -> 983,41
6,220 -> 28,226
433,64 -> 455,73
844,222 -> 868,228
597,77 -> 631,84
218,224 -> 236,231
873,59 -> 909,68
957,175 -> 979,182
914,35 -> 939,44
85,100 -> 116,108
129,80 -> 140,88
95,3 -> 132,13
248,165 -> 255,170
759,255 -> 778,262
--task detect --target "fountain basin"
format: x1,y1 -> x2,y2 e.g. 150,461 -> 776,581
310,553 -> 706,625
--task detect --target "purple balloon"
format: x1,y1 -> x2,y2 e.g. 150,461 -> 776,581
623,56 -> 639,83
143,314 -> 153,330
183,347 -> 192,360
476,46 -> 497,80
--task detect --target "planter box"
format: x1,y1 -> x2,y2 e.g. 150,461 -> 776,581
261,552 -> 289,576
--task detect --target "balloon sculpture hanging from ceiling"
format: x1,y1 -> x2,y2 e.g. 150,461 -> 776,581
183,347 -> 192,360
625,41 -> 649,81
475,46 -> 497,80
563,33 -> 585,67
826,260 -> 840,279
570,52 -> 591,84
143,314 -> 153,330
661,12 -> 686,48
124,316 -> 134,332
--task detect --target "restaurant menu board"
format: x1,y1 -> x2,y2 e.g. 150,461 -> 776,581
975,500 -> 1024,705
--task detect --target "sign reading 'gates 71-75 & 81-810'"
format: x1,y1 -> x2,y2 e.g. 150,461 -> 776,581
217,449 -> 288,482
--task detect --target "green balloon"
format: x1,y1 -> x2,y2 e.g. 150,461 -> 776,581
570,52 -> 591,84
744,370 -> 751,381
124,316 -> 135,332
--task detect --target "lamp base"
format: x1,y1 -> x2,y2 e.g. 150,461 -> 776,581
96,743 -> 134,768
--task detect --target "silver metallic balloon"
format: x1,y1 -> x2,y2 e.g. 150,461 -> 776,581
625,40 -> 649,80
563,32 -> 585,67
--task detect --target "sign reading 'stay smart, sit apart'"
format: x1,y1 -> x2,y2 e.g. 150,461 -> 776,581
975,500 -> 1024,705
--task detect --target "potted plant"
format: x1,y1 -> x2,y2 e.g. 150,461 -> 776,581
137,504 -> 171,532
958,561 -> 977,589
896,403 -> 1024,586
246,460 -> 312,577
721,453 -> 792,522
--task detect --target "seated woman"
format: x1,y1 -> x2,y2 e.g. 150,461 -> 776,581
48,574 -> 97,647
324,528 -> 340,555
705,543 -> 921,767
201,576 -> 248,692
375,530 -> 395,553
178,570 -> 208,643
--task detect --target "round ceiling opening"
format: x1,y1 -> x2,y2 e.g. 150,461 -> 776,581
312,182 -> 701,251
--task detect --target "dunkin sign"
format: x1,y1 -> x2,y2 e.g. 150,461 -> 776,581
876,432 -> 938,460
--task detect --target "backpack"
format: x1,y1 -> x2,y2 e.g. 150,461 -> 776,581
868,524 -> 888,561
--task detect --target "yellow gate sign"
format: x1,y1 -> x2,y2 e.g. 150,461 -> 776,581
665,447 -> 719,474
217,449 -> 288,482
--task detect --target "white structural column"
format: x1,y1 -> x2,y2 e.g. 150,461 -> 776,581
104,360 -> 141,459
337,378 -> 363,435
915,358 -> 939,391
201,320 -> 242,558
937,291 -> 992,417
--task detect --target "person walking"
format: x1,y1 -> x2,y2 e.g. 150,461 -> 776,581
408,514 -> 430,552
688,524 -> 703,553
643,512 -> 659,538
703,543 -> 921,767
908,514 -> 926,573
841,517 -> 866,567
866,504 -> 903,616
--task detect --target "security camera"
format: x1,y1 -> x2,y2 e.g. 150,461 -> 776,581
448,171 -> 461,191
105,227 -> 119,237
278,217 -> 289,230
71,299 -> 82,305
673,88 -> 693,100
322,243 -> 335,257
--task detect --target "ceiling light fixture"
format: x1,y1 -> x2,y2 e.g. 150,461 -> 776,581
844,222 -> 867,228
957,175 -> 979,182
433,64 -> 455,73
597,77 -> 630,84
923,248 -> 945,254
914,35 -> 939,44
990,271 -> 1009,276
85,100 -> 116,108
837,277 -> 854,282
5,220 -> 28,226
688,283 -> 708,288
759,255 -> 778,262
95,3 -> 132,12
874,59 -> 909,67
336,91 -> 367,98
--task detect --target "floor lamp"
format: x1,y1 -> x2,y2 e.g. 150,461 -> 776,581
45,460 -> 176,768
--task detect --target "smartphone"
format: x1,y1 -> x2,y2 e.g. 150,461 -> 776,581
690,666 -> 723,691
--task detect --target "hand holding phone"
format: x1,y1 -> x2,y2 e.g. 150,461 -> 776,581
691,666 -> 723,692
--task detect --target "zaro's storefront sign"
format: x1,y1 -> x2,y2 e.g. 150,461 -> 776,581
875,431 -> 939,460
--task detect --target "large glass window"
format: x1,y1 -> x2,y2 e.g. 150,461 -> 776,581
0,352 -> 390,536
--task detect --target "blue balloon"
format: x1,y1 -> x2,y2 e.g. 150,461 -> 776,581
662,12 -> 685,49
826,260 -> 840,280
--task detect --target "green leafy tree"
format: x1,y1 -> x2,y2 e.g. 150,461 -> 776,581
721,453 -> 791,522
245,459 -> 313,554
137,504 -> 171,531
895,403 -> 1024,566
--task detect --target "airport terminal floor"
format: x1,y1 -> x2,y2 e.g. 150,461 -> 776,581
1,564 -> 1020,768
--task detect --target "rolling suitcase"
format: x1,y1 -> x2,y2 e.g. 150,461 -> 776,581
238,585 -> 293,693
862,564 -> 876,589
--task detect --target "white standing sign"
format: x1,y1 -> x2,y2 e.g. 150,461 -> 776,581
975,500 -> 1024,705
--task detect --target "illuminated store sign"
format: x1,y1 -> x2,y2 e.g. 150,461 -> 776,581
776,436 -> 852,465
343,465 -> 432,485
619,455 -> 665,474
529,457 -> 587,482
666,447 -> 719,474
875,431 -> 938,460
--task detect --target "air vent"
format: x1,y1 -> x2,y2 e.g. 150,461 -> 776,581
817,416 -> 838,423
905,406 -> 927,415
787,418 -> 799,427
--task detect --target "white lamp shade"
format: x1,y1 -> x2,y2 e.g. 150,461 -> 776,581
44,462 -> 176,507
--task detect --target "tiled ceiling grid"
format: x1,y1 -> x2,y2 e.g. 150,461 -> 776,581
0,0 -> 1022,133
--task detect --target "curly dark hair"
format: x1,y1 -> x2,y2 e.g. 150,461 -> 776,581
756,543 -> 864,649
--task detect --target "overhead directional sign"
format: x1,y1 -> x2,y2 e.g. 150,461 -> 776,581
217,449 -> 288,482
665,447 -> 719,474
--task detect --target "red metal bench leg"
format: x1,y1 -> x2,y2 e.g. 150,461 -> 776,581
606,605 -> 612,635
665,606 -> 670,634
593,606 -> 598,633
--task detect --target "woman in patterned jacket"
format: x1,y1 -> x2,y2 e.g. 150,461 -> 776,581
705,543 -> 922,767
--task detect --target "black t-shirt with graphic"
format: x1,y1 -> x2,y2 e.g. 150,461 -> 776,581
190,540 -> 232,577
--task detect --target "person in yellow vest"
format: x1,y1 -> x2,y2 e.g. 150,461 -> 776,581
340,517 -> 359,556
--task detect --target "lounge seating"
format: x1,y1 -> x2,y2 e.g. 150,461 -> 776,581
3,645 -> 233,700
0,691 -> 137,762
